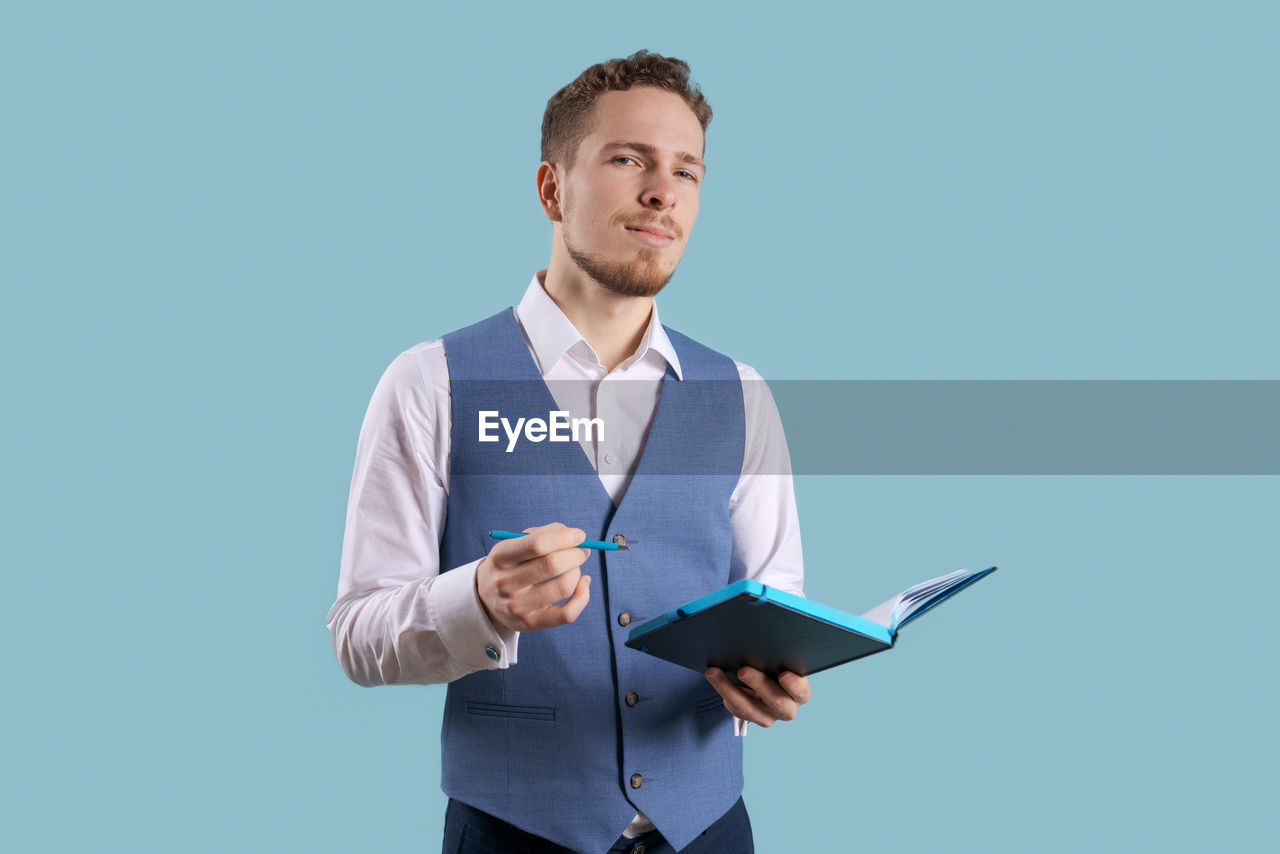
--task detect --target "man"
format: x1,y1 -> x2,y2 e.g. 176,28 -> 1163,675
327,50 -> 809,853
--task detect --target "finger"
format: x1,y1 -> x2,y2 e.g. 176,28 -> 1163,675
705,667 -> 778,727
521,522 -> 566,534
522,524 -> 587,557
491,524 -> 584,566
503,545 -> 590,590
552,574 -> 592,625
530,565 -> 583,608
778,671 -> 812,705
518,573 -> 591,631
736,667 -> 800,721
738,667 -> 803,718
488,541 -> 589,594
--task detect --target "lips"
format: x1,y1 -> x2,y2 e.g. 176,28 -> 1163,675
625,224 -> 676,247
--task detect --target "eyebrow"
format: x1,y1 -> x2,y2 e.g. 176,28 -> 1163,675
600,140 -> 706,174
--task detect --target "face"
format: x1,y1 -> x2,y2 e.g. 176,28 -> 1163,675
555,87 -> 705,298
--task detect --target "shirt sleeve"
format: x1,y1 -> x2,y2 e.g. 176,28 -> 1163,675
324,345 -> 520,686
727,362 -> 806,735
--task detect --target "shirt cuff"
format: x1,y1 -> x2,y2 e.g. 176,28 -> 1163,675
426,558 -> 520,671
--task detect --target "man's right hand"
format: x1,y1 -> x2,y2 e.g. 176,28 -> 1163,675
475,522 -> 593,633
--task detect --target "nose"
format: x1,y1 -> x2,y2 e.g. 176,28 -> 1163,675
640,173 -> 677,210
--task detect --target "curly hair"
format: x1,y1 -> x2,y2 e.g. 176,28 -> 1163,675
540,49 -> 713,169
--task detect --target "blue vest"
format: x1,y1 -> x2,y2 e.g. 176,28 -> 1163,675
438,308 -> 746,854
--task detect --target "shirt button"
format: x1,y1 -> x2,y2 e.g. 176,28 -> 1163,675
604,452 -> 618,465
634,845 -> 646,854
612,534 -> 627,546
617,611 -> 632,627
625,691 -> 639,707
484,646 -> 500,662
630,773 -> 643,789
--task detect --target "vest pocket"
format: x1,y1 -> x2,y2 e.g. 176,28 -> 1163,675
694,694 -> 726,715
465,701 -> 556,722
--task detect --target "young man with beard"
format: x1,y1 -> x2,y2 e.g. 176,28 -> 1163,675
327,50 -> 809,853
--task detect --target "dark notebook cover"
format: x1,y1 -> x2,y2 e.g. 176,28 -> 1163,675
624,568 -> 997,679
623,580 -> 896,679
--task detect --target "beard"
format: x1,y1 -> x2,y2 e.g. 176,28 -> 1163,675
563,215 -> 679,298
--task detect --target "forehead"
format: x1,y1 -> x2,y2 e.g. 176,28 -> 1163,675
577,87 -> 705,159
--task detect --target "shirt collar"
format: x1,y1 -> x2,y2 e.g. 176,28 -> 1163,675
514,271 -> 683,380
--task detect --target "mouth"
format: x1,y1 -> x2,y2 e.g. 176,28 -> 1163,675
624,224 -> 676,248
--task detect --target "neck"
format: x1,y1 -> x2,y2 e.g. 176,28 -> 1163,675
538,262 -> 654,373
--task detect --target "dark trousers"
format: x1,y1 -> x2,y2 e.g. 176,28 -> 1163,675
442,796 -> 754,854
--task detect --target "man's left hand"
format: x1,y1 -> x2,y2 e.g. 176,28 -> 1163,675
704,666 -> 811,727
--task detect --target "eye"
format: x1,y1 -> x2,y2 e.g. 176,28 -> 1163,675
613,156 -> 638,166
677,170 -> 699,183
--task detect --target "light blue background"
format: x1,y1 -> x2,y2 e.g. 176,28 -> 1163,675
3,2 -> 1276,851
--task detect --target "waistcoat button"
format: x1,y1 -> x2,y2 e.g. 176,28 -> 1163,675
612,534 -> 627,546
630,773 -> 643,789
617,611 -> 632,627
625,691 -> 639,707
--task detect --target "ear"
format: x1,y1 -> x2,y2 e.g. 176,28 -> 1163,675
536,161 -> 563,222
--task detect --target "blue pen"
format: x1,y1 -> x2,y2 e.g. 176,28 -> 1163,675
489,530 -> 629,551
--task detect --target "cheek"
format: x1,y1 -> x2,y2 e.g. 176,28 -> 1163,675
682,204 -> 700,236
683,191 -> 700,223
567,194 -> 610,231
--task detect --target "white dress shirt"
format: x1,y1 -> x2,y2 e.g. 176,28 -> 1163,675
326,271 -> 804,836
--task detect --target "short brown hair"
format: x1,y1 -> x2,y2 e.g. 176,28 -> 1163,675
540,50 -> 713,169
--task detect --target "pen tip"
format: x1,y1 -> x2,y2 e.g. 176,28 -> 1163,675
618,545 -> 629,550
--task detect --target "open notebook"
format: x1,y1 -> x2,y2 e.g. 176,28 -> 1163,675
623,567 -> 998,678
